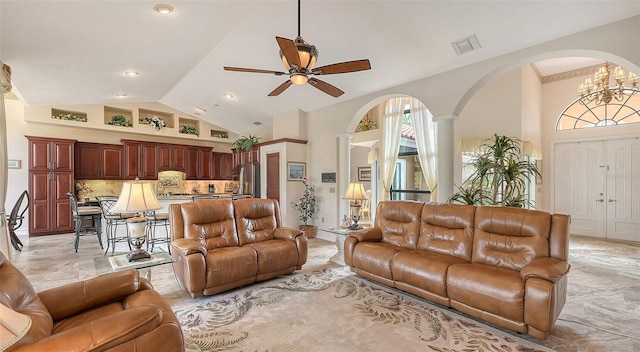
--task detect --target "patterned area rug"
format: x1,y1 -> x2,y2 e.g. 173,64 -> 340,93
172,266 -> 555,352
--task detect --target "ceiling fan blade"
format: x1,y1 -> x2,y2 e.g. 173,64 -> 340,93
268,80 -> 293,96
312,59 -> 371,75
276,36 -> 301,69
224,66 -> 286,76
308,78 -> 344,98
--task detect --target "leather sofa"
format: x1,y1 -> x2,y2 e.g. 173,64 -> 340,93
0,251 -> 184,352
169,198 -> 308,298
344,201 -> 570,340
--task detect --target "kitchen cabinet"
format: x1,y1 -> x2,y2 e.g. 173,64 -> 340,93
122,140 -> 158,180
75,142 -> 123,179
187,147 -> 213,180
27,136 -> 75,236
232,148 -> 260,169
213,152 -> 234,180
158,144 -> 187,172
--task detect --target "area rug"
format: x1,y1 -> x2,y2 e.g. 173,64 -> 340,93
172,266 -> 555,352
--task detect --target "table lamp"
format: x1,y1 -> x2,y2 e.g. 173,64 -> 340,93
343,182 -> 368,230
0,304 -> 31,350
112,178 -> 162,262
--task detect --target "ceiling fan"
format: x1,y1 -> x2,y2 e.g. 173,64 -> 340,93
223,0 -> 371,98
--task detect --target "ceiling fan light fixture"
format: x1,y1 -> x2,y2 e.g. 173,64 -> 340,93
280,38 -> 318,71
290,73 -> 308,86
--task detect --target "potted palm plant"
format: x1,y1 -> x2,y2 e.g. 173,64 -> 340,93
233,134 -> 260,152
448,134 -> 540,208
291,177 -> 319,238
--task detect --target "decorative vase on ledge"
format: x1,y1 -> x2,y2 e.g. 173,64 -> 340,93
299,225 -> 317,239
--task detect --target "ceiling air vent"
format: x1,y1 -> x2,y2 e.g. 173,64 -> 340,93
253,121 -> 262,126
451,34 -> 481,55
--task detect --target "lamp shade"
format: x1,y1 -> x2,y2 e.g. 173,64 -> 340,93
343,182 -> 368,201
111,181 -> 161,213
0,304 -> 31,350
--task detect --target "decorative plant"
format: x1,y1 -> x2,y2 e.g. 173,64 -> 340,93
448,134 -> 540,208
107,114 -> 132,127
233,134 -> 260,152
142,116 -> 168,131
75,180 -> 92,198
180,125 -> 199,137
357,114 -> 378,132
291,177 -> 319,225
51,112 -> 87,122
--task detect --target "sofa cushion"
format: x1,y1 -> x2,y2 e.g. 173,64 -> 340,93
205,247 -> 258,288
234,198 -> 281,246
247,240 -> 299,275
447,263 -> 525,322
352,242 -> 403,281
392,250 -> 467,298
375,201 -> 423,249
473,206 -> 550,271
180,199 -> 239,249
418,203 -> 475,261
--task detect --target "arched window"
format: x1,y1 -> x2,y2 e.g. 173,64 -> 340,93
556,89 -> 640,130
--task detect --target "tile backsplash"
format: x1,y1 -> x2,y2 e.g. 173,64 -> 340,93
75,179 -> 239,200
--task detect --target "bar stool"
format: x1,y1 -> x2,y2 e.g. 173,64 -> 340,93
67,192 -> 102,252
97,196 -> 133,255
144,211 -> 170,253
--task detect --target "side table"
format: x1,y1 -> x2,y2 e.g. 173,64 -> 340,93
103,249 -> 174,280
322,228 -> 350,266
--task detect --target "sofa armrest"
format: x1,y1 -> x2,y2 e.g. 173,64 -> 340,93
12,305 -> 162,352
171,238 -> 206,256
349,227 -> 382,242
274,227 -> 304,241
521,258 -> 571,283
38,270 -> 142,321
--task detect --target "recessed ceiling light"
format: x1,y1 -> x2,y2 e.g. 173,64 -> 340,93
196,107 -> 207,113
115,93 -> 128,98
224,93 -> 234,99
124,71 -> 139,77
154,4 -> 173,15
194,111 -> 201,116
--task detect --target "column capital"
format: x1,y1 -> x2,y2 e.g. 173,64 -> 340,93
432,114 -> 458,123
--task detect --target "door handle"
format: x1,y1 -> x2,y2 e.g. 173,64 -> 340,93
596,199 -> 604,202
608,199 -> 616,202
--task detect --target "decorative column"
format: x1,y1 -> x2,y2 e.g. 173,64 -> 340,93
0,63 -> 12,260
433,115 -> 455,203
337,133 -> 352,227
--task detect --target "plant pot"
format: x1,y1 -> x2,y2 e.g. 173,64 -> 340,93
299,225 -> 317,239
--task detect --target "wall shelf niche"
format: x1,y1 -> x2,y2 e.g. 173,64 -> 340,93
138,108 -> 174,128
178,117 -> 200,137
104,106 -> 133,127
210,129 -> 229,139
51,108 -> 88,123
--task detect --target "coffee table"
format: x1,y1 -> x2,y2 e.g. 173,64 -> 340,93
95,249 -> 174,280
322,228 -> 350,266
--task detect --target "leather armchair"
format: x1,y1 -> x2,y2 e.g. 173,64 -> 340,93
0,251 -> 184,352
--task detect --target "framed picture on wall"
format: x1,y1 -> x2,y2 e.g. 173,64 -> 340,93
358,167 -> 371,181
287,162 -> 306,181
7,159 -> 21,169
321,172 -> 336,183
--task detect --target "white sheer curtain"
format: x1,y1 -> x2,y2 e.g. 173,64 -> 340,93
0,63 -> 12,260
410,98 -> 438,202
381,97 -> 404,200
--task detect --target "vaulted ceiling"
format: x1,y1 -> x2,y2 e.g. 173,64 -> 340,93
2,1 -> 638,134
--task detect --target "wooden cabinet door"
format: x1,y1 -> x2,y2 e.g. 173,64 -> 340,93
186,147 -> 199,179
52,172 -> 74,232
200,148 -> 213,180
102,145 -> 123,179
157,145 -> 172,171
75,143 -> 101,178
52,140 -> 74,172
29,172 -> 51,235
140,144 -> 158,179
123,142 -> 141,179
222,153 -> 234,179
28,139 -> 51,171
172,146 -> 187,172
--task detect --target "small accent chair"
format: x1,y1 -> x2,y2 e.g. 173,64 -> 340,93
0,251 -> 185,352
145,210 -> 170,253
7,190 -> 29,251
359,189 -> 372,220
67,192 -> 103,252
97,196 -> 134,255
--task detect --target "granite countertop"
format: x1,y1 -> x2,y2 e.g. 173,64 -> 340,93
157,193 -> 235,200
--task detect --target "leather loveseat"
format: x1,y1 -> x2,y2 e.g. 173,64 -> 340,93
344,201 -> 570,340
169,198 -> 308,298
0,251 -> 184,352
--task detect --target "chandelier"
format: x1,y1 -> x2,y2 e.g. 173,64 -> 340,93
578,62 -> 639,105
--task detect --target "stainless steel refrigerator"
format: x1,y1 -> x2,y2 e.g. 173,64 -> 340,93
237,162 -> 260,198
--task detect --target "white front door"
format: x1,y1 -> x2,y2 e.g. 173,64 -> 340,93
554,137 -> 640,241
554,141 -> 606,237
605,138 -> 640,241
